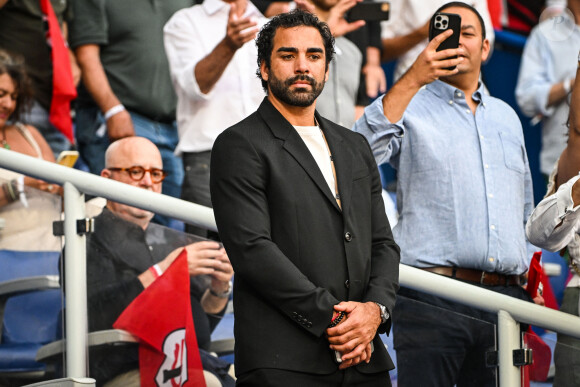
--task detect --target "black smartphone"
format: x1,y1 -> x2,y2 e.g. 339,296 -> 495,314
347,1 -> 390,21
429,12 -> 461,69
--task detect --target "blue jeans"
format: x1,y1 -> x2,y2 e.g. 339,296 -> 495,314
21,100 -> 71,158
75,106 -> 183,226
181,151 -> 217,239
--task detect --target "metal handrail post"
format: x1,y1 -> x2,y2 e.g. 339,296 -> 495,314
63,182 -> 89,377
498,310 -> 521,387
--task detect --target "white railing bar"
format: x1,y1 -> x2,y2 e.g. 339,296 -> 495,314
63,183 -> 89,377
1,149 -> 579,340
0,148 -> 216,231
498,310 -> 521,386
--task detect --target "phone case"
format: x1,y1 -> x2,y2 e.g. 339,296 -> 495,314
56,150 -> 79,168
429,12 -> 461,69
429,12 -> 461,50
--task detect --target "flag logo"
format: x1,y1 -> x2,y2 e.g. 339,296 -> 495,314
156,328 -> 189,387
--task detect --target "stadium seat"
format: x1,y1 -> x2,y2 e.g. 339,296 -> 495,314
0,250 -> 62,385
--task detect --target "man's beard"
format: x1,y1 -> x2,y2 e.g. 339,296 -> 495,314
267,72 -> 325,107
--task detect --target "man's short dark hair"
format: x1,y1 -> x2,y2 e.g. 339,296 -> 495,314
255,9 -> 335,91
435,1 -> 486,40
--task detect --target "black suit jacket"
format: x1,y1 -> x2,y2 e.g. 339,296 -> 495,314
210,98 -> 400,376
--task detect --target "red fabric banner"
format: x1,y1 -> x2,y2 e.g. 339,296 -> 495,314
114,250 -> 206,386
39,0 -> 77,143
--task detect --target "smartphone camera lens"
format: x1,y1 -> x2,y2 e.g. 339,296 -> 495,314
435,22 -> 441,28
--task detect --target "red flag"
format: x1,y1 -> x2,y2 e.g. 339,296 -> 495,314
39,0 -> 77,143
113,250 -> 206,386
526,251 -> 542,299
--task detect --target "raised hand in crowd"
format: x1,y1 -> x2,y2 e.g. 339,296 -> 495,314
325,0 -> 365,37
225,2 -> 260,50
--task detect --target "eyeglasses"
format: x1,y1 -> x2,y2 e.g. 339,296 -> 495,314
108,166 -> 167,183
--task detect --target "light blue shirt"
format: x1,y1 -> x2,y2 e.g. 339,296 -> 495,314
354,80 -> 534,274
515,16 -> 580,175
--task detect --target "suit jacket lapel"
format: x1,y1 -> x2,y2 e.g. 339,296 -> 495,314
257,98 -> 341,212
317,113 -> 353,215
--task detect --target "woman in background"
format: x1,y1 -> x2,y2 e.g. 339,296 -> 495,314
0,49 -> 62,251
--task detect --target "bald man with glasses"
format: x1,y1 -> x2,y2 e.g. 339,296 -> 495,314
82,136 -> 235,386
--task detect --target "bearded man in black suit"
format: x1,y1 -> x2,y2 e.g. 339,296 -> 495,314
210,9 -> 400,386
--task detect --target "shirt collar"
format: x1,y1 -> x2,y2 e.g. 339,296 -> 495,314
203,0 -> 263,19
425,79 -> 486,105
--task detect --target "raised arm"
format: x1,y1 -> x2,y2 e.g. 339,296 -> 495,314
382,29 -> 463,122
526,66 -> 580,251
557,66 -> 580,187
195,4 -> 258,94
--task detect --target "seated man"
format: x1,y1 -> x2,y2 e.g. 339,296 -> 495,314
81,136 -> 234,386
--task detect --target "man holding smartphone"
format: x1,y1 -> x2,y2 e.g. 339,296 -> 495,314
354,2 -> 534,385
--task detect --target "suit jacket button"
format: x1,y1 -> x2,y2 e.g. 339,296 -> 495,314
345,280 -> 350,288
344,232 -> 352,241
307,322 -> 312,328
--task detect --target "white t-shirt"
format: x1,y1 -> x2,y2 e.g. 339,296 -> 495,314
294,125 -> 336,197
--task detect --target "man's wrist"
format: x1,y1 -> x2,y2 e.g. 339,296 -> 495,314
103,104 -> 126,121
373,302 -> 390,324
209,280 -> 232,298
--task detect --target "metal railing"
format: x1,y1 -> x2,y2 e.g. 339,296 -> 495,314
2,147 -> 580,386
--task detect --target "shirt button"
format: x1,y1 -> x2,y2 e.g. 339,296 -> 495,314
480,135 -> 484,140
344,232 -> 352,241
456,91 -> 462,97
490,225 -> 496,230
465,109 -> 470,114
148,245 -> 153,251
484,164 -> 489,169
488,193 -> 494,198
489,257 -> 495,262
448,100 -> 454,105
345,280 -> 350,289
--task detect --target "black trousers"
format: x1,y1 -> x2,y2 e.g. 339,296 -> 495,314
236,367 -> 392,387
393,283 -> 532,387
181,151 -> 219,240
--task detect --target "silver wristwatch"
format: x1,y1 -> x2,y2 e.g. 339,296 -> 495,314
374,302 -> 390,324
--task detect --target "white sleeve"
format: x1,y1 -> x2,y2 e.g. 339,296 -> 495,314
526,174 -> 580,251
163,10 -> 214,102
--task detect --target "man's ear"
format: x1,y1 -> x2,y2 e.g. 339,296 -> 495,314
481,38 -> 490,63
101,169 -> 111,179
324,68 -> 329,83
260,60 -> 269,82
